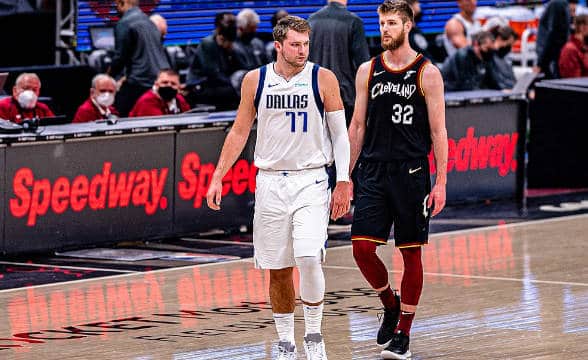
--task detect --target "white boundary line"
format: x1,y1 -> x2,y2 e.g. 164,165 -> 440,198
1,213 -> 587,294
322,265 -> 588,287
428,212 -> 588,238
0,261 -> 133,273
180,237 -> 255,246
0,258 -> 247,294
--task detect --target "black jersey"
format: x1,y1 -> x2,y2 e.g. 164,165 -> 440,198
361,53 -> 431,161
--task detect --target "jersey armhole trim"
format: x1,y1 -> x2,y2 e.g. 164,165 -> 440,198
417,60 -> 430,97
254,66 -> 267,112
312,63 -> 324,115
367,58 -> 376,90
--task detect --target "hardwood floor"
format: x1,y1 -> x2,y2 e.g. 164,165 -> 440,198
1,214 -> 586,359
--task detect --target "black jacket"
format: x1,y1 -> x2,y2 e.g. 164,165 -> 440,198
442,46 -> 492,91
536,0 -> 571,78
110,7 -> 170,87
186,34 -> 245,88
308,2 -> 370,107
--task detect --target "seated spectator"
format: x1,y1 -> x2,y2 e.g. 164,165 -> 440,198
0,72 -> 54,123
73,74 -> 119,123
265,9 -> 289,61
441,31 -> 495,91
150,13 -> 188,72
487,26 -> 518,90
234,8 -> 269,70
129,69 -> 190,117
150,13 -> 168,43
443,0 -> 482,57
559,14 -> 588,78
185,12 -> 244,110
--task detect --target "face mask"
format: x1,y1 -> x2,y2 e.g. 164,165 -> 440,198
240,32 -> 255,43
497,45 -> 511,58
158,86 -> 178,102
17,90 -> 37,109
480,49 -> 494,61
96,92 -> 115,107
219,24 -> 237,42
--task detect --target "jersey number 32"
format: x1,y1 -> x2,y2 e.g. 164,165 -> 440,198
391,104 -> 413,125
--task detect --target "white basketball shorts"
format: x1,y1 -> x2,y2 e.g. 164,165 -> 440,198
253,167 -> 331,269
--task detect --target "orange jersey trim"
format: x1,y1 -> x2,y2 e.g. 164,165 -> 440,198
367,58 -> 376,90
381,53 -> 423,74
416,59 -> 430,97
351,236 -> 388,245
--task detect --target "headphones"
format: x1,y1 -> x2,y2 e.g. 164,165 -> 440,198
21,117 -> 39,132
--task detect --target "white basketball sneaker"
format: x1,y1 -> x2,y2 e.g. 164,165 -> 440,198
276,340 -> 297,360
303,333 -> 327,360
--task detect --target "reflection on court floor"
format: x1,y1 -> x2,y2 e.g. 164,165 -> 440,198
1,215 -> 587,359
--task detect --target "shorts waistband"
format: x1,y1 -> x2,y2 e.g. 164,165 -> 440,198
258,166 -> 327,177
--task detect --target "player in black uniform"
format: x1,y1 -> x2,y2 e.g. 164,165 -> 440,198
348,1 -> 448,359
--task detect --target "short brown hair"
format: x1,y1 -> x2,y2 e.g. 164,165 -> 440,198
378,0 -> 414,24
158,68 -> 180,78
272,15 -> 311,43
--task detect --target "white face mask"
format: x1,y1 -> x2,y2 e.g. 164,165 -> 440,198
17,90 -> 38,109
95,92 -> 115,107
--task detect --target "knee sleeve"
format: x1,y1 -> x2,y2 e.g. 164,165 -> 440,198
353,240 -> 389,290
295,254 -> 325,303
400,246 -> 423,306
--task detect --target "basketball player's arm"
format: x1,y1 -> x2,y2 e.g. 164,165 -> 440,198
445,19 -> 468,49
422,64 -> 448,217
348,60 -> 371,178
319,68 -> 351,220
206,70 -> 259,210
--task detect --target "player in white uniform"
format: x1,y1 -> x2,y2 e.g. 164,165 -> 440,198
206,16 -> 351,360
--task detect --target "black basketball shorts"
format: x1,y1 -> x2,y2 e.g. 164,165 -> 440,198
351,158 -> 432,247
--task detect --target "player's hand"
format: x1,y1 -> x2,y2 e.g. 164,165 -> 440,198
427,183 -> 446,217
330,181 -> 351,220
206,177 -> 223,210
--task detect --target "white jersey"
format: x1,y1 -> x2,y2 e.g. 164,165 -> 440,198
444,13 -> 482,56
253,61 -> 333,171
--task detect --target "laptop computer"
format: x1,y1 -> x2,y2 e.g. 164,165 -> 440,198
89,26 -> 115,51
511,71 -> 538,95
37,115 -> 69,126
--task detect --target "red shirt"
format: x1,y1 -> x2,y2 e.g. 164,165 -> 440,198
559,35 -> 588,78
72,98 -> 119,123
0,96 -> 55,123
128,90 -> 191,117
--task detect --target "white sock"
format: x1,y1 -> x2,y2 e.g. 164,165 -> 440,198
273,312 -> 295,344
303,303 -> 324,335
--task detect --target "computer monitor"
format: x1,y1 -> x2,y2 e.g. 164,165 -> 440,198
0,72 -> 8,94
89,26 -> 115,50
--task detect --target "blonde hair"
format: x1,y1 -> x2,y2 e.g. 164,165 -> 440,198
272,15 -> 311,43
377,0 -> 414,24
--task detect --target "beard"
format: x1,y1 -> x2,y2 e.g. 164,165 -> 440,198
281,52 -> 307,69
381,28 -> 406,51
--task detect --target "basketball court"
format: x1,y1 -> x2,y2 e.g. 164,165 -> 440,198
1,212 -> 586,359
